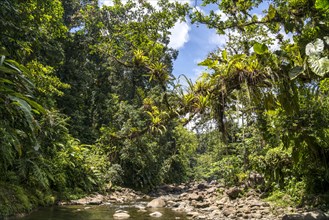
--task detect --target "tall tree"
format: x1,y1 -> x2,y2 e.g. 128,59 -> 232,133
189,0 -> 329,192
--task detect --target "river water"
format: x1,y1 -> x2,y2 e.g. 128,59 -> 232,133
12,202 -> 188,220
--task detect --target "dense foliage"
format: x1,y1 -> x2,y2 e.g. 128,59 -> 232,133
0,0 -> 329,216
188,0 -> 329,206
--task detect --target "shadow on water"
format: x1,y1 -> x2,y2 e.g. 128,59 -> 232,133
11,202 -> 188,220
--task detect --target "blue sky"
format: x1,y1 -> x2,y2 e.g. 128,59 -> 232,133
98,1 -> 277,84
99,0 -> 222,83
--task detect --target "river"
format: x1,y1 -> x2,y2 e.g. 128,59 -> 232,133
11,202 -> 188,220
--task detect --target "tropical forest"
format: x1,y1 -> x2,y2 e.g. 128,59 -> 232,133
1,0 -> 329,219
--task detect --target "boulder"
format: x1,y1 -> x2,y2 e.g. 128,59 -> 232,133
188,193 -> 203,201
149,211 -> 163,217
304,211 -> 329,220
226,187 -> 242,199
197,183 -> 207,190
113,212 -> 130,219
282,214 -> 305,220
147,198 -> 166,208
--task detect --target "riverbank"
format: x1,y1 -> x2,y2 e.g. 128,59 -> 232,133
62,181 -> 329,220
0,182 -> 57,218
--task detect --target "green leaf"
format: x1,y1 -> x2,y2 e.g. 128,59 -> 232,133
13,92 -> 46,114
6,59 -> 30,74
315,0 -> 329,11
222,50 -> 228,61
0,55 -> 5,66
9,95 -> 35,132
0,47 -> 9,56
198,58 -> 218,68
284,22 -> 294,33
0,78 -> 14,85
267,4 -> 276,20
0,66 -> 19,74
289,66 -> 304,80
308,56 -> 329,77
253,43 -> 268,55
226,54 -> 246,74
306,38 -> 324,56
324,36 -> 329,45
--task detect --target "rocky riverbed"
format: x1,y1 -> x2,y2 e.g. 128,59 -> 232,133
64,181 -> 329,220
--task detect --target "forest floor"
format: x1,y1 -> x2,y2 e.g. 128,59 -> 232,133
65,181 -> 329,220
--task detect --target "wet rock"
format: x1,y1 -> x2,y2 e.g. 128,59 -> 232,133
149,211 -> 163,217
195,215 -> 207,219
188,193 -> 203,201
186,211 -> 200,217
282,213 -> 305,220
226,187 -> 242,199
115,210 -> 128,213
304,211 -> 329,220
147,198 -> 166,208
197,183 -> 207,190
71,194 -> 104,205
113,212 -> 130,219
134,204 -> 146,210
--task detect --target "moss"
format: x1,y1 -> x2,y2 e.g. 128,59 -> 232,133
0,182 -> 32,217
0,182 -> 56,217
264,189 -> 294,207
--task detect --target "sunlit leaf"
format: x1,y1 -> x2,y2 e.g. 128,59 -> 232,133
198,58 -> 218,68
267,4 -> 276,20
222,50 -> 228,61
289,66 -> 304,80
315,0 -> 329,11
253,43 -> 268,55
305,38 -> 324,56
308,56 -> 329,77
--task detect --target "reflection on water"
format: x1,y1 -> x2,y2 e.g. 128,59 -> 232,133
12,202 -> 188,220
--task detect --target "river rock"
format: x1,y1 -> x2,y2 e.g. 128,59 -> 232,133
188,193 -> 203,201
134,204 -> 146,210
186,211 -> 200,217
147,198 -> 166,208
113,212 -> 130,219
226,187 -> 242,199
304,211 -> 329,220
223,207 -> 235,217
197,183 -> 207,190
70,193 -> 104,205
149,211 -> 163,217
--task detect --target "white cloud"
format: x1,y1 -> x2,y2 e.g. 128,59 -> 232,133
99,0 -> 192,49
194,58 -> 203,64
215,10 -> 228,22
100,0 -> 192,7
100,0 -> 114,6
209,32 -> 228,47
170,0 -> 192,5
192,66 -> 207,81
168,21 -> 191,49
192,6 -> 206,15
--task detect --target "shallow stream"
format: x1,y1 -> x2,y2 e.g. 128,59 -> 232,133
11,202 -> 188,220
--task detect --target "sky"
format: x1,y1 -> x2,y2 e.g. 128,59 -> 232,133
98,0 -> 223,83
98,0 -> 276,84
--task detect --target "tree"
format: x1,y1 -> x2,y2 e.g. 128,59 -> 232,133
189,0 -> 329,194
